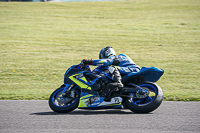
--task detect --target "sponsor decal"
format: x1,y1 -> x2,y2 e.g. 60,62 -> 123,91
75,74 -> 84,79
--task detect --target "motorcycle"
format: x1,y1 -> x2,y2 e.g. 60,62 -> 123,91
49,64 -> 164,113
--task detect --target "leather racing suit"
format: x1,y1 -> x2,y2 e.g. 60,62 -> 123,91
82,54 -> 140,101
91,54 -> 140,76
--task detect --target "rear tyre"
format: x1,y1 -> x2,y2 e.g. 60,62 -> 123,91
49,86 -> 80,113
125,82 -> 163,113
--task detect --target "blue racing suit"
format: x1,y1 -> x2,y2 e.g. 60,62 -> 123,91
91,54 -> 140,76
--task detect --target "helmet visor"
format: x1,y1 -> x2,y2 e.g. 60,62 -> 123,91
105,48 -> 116,57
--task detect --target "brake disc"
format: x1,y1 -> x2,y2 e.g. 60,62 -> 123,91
135,88 -> 149,99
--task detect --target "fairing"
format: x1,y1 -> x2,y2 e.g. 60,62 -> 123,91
64,65 -> 164,109
122,67 -> 164,83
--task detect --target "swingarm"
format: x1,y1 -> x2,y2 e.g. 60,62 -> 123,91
114,84 -> 149,99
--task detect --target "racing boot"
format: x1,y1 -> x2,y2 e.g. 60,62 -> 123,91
107,66 -> 123,91
103,66 -> 123,102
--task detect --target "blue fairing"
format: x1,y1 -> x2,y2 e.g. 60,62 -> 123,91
123,67 -> 164,83
61,64 -> 163,110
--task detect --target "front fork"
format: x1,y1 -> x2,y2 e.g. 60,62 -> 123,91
57,84 -> 76,105
59,83 -> 75,98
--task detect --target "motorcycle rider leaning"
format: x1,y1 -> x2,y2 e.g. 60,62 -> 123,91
81,46 -> 141,101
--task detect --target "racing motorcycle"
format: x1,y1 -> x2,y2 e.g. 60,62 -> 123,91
49,64 -> 164,113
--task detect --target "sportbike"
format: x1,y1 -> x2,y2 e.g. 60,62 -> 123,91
49,64 -> 164,113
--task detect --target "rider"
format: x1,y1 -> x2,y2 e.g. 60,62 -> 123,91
81,46 -> 141,101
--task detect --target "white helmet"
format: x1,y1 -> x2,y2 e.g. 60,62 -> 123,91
99,46 -> 116,59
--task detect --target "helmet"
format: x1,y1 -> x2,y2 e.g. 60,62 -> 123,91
99,46 -> 116,59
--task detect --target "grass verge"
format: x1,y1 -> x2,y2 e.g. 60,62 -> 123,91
0,0 -> 200,101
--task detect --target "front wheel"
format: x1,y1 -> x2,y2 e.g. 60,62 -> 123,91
125,82 -> 163,113
49,86 -> 80,113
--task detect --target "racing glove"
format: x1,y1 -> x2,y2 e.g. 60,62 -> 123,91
81,59 -> 93,66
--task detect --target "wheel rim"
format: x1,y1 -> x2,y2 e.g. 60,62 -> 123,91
129,84 -> 158,105
52,88 -> 79,107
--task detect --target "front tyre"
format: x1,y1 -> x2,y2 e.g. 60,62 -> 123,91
49,86 -> 80,113
125,82 -> 163,113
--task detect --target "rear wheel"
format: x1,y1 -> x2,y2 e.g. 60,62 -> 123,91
125,82 -> 163,113
49,86 -> 80,113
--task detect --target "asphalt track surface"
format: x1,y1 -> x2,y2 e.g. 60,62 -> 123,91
0,101 -> 199,133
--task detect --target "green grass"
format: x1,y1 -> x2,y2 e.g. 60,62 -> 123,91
0,0 -> 200,101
